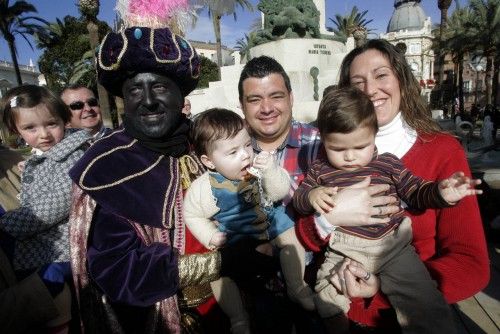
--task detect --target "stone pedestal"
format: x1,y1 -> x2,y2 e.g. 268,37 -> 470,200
189,38 -> 353,122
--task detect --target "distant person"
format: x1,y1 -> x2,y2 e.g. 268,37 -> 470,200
470,103 -> 479,123
293,86 -> 481,334
61,84 -> 110,140
1,85 -> 91,333
492,105 -> 499,140
182,97 -> 192,118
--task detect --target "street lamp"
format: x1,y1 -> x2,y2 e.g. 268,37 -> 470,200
475,64 -> 483,104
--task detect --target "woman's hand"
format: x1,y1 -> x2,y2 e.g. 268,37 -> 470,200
329,258 -> 380,299
323,177 -> 399,226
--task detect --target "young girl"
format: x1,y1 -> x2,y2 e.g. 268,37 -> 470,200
184,108 -> 314,333
0,85 -> 91,332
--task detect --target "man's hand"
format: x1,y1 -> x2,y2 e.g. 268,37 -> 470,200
439,172 -> 482,205
308,186 -> 338,214
209,231 -> 227,248
323,177 -> 399,226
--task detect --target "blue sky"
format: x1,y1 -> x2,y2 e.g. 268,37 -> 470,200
0,0 -> 465,68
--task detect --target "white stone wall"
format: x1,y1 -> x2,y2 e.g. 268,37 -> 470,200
189,38 -> 353,123
0,61 -> 40,98
195,46 -> 235,66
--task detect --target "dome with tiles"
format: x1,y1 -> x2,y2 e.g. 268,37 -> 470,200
387,0 -> 427,33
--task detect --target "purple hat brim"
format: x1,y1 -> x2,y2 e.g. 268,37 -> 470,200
97,27 -> 201,97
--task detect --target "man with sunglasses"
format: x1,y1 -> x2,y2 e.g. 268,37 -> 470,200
61,84 -> 110,140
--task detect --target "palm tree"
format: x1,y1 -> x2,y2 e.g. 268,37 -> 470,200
234,32 -> 260,63
436,0 -> 453,98
0,0 -> 48,86
197,0 -> 253,74
327,6 -> 373,44
235,34 -> 250,63
440,6 -> 476,113
34,18 -> 65,49
468,0 -> 500,105
79,0 -> 113,128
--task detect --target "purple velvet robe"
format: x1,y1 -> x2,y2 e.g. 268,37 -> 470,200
69,129 -> 195,333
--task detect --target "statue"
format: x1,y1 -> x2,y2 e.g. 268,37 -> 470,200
252,0 -> 321,46
481,116 -> 494,146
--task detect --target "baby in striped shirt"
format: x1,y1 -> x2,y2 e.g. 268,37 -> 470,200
293,87 -> 481,334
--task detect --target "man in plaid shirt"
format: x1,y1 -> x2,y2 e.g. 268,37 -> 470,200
237,56 -> 324,333
238,56 -> 323,206
237,56 -> 399,333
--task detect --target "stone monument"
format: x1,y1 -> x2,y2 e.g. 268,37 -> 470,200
188,0 -> 353,122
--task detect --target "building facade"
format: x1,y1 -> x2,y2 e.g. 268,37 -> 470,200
0,60 -> 40,98
380,0 -> 435,102
190,40 -> 235,66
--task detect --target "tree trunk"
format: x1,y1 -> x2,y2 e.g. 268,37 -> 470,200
458,54 -> 464,114
437,8 -> 448,106
485,52 -> 493,105
212,15 -> 222,80
493,54 -> 499,107
6,36 -> 23,86
87,21 -> 113,129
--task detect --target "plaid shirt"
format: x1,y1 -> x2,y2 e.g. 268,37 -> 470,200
252,119 -> 322,206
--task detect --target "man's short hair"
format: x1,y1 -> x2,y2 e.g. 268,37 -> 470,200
190,108 -> 245,156
317,86 -> 378,136
60,84 -> 96,97
238,56 -> 291,102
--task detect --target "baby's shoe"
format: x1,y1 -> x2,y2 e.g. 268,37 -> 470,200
288,285 -> 316,311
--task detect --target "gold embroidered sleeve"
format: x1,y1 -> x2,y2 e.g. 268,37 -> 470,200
178,251 -> 221,289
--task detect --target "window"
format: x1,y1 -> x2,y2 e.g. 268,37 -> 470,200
409,43 -> 421,54
463,81 -> 471,93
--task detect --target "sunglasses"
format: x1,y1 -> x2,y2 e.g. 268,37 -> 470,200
69,98 -> 99,111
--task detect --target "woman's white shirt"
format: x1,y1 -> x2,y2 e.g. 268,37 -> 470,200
375,112 -> 417,158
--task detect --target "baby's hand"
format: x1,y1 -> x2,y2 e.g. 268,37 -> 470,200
308,186 -> 338,214
439,171 -> 482,205
17,161 -> 26,173
252,151 -> 275,171
209,231 -> 227,248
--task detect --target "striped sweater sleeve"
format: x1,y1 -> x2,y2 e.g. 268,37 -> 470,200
387,154 -> 450,210
293,160 -> 322,215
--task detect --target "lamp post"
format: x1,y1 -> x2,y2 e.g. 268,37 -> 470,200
475,64 -> 483,104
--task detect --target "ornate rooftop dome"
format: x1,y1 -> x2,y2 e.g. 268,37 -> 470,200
387,0 -> 427,33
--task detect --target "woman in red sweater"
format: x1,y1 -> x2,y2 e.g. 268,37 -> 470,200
297,39 -> 490,331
